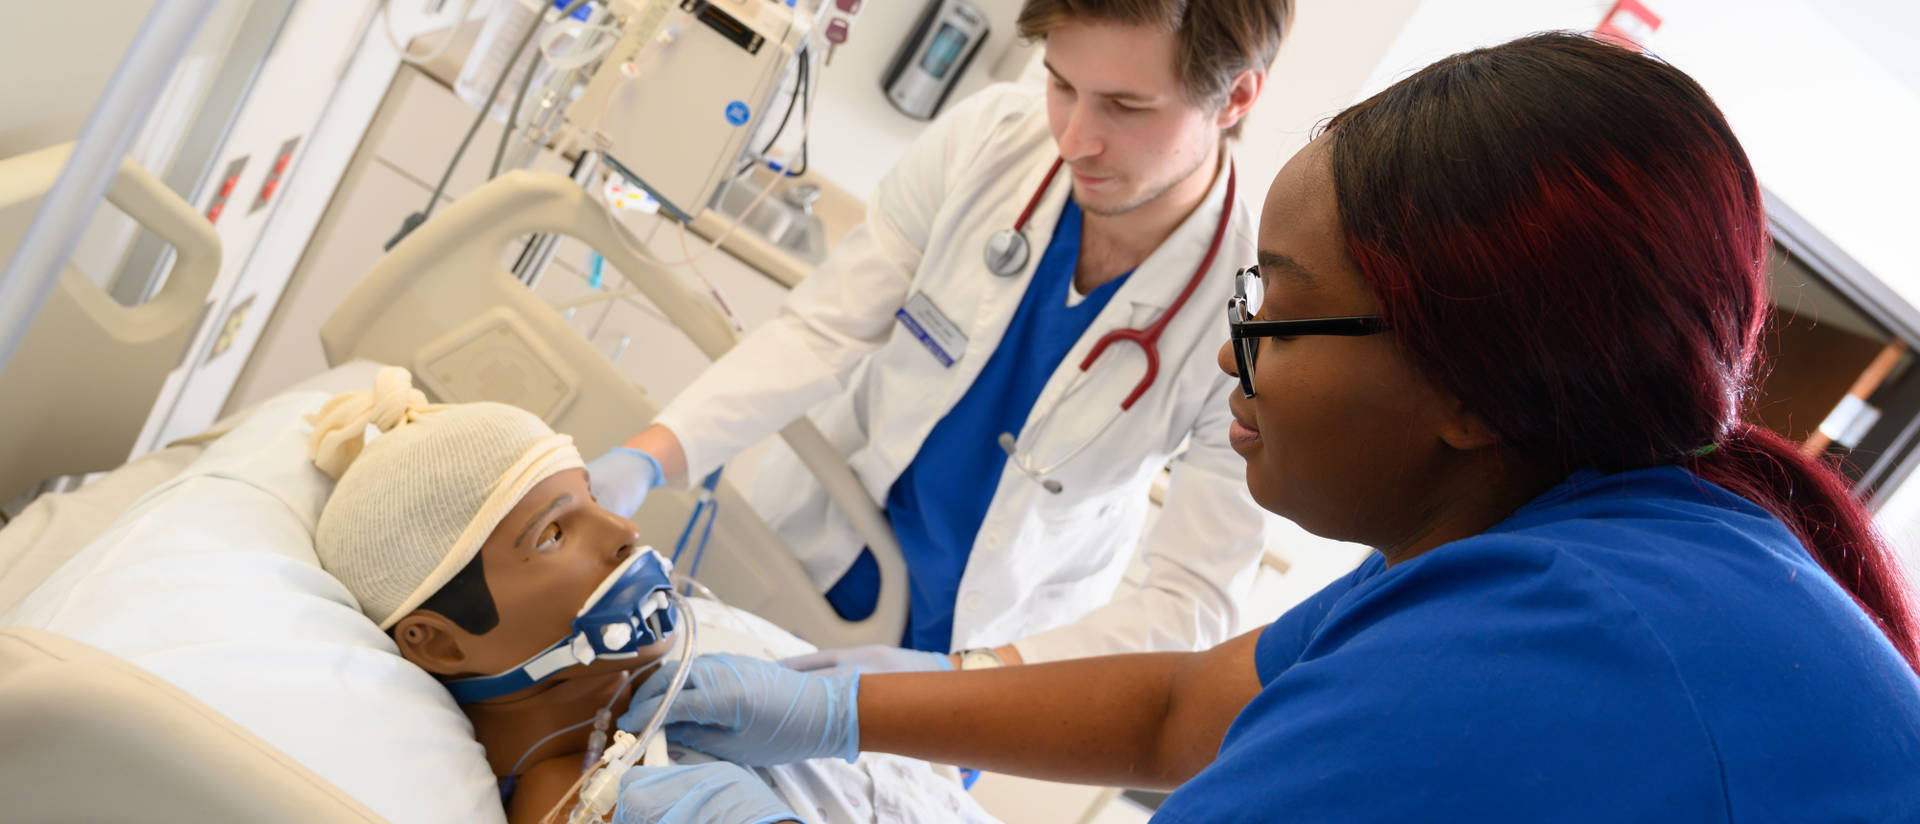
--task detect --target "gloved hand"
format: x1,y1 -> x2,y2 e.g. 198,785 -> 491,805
781,644 -> 953,677
614,762 -> 796,824
587,446 -> 665,518
618,653 -> 860,765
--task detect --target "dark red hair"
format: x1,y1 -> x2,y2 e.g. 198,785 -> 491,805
1324,33 -> 1919,672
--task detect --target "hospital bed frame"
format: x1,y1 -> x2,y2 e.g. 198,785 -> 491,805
0,142 -> 221,504
0,627 -> 384,822
318,170 -> 909,650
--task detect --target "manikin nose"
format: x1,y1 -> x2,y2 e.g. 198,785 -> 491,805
595,508 -> 641,565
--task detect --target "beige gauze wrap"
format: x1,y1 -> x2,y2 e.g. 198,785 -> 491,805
308,366 -> 582,629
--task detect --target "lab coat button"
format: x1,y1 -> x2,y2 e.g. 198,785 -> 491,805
962,593 -> 986,612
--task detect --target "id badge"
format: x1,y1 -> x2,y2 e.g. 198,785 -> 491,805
896,292 -> 968,368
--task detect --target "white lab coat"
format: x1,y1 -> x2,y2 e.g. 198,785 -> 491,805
653,84 -> 1269,662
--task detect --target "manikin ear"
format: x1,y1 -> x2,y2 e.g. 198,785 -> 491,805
1436,395 -> 1503,453
391,610 -> 474,676
1215,69 -> 1264,133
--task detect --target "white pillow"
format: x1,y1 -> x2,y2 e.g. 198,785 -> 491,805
3,392 -> 506,824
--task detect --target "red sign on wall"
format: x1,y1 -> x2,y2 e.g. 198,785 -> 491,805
1596,0 -> 1662,51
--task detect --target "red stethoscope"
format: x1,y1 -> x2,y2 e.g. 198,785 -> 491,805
990,156 -> 1236,493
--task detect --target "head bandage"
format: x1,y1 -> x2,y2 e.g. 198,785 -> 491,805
309,367 -> 583,630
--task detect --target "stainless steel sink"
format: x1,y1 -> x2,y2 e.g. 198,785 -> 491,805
709,176 -> 828,265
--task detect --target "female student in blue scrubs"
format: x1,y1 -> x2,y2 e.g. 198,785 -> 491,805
607,33 -> 1920,823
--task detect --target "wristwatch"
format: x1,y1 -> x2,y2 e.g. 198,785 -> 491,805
957,647 -> 1005,670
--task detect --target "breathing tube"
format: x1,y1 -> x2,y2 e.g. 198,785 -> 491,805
446,548 -> 678,704
547,584 -> 701,824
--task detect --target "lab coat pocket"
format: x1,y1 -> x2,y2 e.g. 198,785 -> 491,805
1033,495 -> 1133,585
1023,578 -> 1107,637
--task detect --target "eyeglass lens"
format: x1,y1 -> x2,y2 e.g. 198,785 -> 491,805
1233,267 -> 1260,397
1238,267 -> 1264,314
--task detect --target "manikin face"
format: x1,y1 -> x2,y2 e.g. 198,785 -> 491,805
394,468 -> 673,691
1041,19 -> 1230,216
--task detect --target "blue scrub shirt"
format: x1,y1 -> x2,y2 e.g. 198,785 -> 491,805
1156,465 -> 1920,822
826,199 -> 1131,652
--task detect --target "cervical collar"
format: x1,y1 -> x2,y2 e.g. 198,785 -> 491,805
445,548 -> 677,703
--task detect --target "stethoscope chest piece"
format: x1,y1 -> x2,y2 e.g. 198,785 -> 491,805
984,228 -> 1030,277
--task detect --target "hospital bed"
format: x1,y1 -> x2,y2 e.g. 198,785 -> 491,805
0,146 -> 926,818
0,372 -> 997,823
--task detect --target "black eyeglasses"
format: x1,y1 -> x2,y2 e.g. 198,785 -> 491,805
1227,265 -> 1388,398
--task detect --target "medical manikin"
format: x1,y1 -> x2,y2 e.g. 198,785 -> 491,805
307,367 -> 679,824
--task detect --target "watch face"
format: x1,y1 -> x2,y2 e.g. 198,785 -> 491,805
962,649 -> 1002,670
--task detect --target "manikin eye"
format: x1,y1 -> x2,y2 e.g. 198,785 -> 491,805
535,523 -> 562,553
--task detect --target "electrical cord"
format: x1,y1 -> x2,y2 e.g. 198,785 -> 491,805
491,33 -> 546,181
387,0 -> 592,251
785,50 -> 812,177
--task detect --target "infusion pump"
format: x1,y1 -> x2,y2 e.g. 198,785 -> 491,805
568,0 -> 804,221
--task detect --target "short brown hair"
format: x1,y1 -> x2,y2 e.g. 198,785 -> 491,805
1017,0 -> 1293,138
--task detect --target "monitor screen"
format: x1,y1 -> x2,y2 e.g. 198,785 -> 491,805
919,23 -> 968,80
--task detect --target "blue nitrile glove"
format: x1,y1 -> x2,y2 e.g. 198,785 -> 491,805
614,762 -> 795,824
617,653 -> 860,765
781,644 -> 953,677
587,446 -> 665,518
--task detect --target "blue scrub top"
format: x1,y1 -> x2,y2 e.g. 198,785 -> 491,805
826,199 -> 1130,652
1156,465 -> 1920,823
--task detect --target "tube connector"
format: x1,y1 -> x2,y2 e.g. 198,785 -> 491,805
571,763 -> 625,823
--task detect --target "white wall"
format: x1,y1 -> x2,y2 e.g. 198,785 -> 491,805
1357,0 -> 1609,96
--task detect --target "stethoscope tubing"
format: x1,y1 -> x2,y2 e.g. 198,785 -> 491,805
997,156 -> 1237,488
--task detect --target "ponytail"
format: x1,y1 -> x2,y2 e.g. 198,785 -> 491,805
1689,424 -> 1920,673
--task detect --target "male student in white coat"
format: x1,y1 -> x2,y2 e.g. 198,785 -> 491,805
589,0 -> 1293,674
